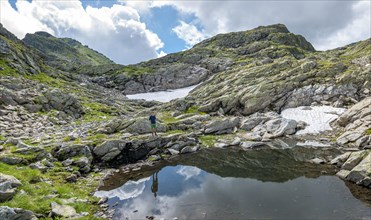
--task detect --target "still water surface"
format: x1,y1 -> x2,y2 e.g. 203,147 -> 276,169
96,149 -> 371,220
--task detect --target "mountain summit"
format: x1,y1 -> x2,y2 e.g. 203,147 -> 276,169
23,31 -> 114,71
194,24 -> 315,52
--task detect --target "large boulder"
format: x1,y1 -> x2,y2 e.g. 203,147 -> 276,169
204,117 -> 239,134
42,89 -> 84,118
0,156 -> 26,165
180,145 -> 199,154
52,144 -> 92,161
73,157 -> 91,173
0,173 -> 22,202
264,118 -> 297,138
96,118 -> 135,134
94,139 -> 149,164
50,202 -> 77,218
93,140 -> 127,161
0,206 -> 38,220
125,117 -> 166,134
240,114 -> 273,131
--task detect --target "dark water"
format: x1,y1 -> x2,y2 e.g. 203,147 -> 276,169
96,148 -> 371,220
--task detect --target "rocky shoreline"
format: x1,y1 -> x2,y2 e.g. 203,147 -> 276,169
1,97 -> 370,219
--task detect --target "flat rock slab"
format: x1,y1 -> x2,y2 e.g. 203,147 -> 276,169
50,202 -> 77,218
241,141 -> 266,149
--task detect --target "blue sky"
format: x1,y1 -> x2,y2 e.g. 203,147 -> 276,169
2,0 -> 370,65
140,6 -> 190,54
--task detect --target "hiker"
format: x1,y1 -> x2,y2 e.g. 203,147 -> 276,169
149,111 -> 157,136
151,171 -> 159,198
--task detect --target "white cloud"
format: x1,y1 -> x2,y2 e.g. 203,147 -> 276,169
128,0 -> 370,50
0,0 -> 55,37
0,0 -> 164,64
315,1 -> 371,50
172,21 -> 208,47
158,50 -> 167,57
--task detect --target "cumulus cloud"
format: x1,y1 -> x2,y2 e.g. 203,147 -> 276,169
0,0 -> 164,64
172,21 -> 208,47
0,0 -> 55,37
314,1 -> 371,50
129,0 -> 370,50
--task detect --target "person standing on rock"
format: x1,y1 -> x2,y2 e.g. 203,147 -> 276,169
149,111 -> 158,136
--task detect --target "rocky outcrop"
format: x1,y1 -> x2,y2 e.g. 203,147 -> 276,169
0,206 -> 38,220
189,38 -> 370,115
167,114 -> 210,131
204,117 -> 239,134
42,89 -> 84,118
0,79 -> 84,118
125,117 -> 166,134
335,150 -> 371,188
334,97 -> 371,147
93,134 -> 199,164
0,24 -> 41,75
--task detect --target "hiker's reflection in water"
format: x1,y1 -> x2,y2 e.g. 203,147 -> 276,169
151,171 -> 159,198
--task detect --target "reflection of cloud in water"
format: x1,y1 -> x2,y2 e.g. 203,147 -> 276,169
176,166 -> 201,180
94,177 -> 150,200
115,170 -> 370,220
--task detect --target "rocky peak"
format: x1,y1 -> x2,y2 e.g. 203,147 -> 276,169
194,23 -> 314,52
0,23 -> 20,43
33,31 -> 54,38
0,24 -> 42,75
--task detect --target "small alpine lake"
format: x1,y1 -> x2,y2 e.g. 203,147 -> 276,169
95,148 -> 371,220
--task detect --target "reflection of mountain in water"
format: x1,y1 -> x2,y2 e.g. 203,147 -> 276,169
178,147 -> 342,183
101,147 -> 341,190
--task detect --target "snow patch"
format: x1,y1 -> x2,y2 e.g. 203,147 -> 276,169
281,106 -> 346,134
126,84 -> 198,102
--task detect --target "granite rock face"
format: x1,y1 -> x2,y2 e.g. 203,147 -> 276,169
335,97 -> 371,148
335,150 -> 371,188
